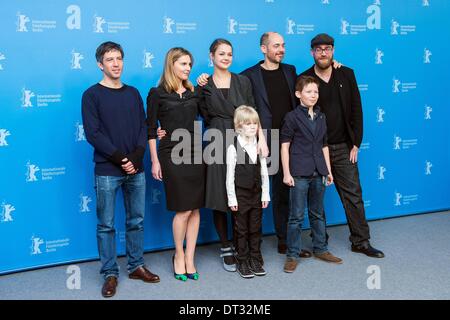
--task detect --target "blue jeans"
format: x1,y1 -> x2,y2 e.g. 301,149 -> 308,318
95,173 -> 146,279
287,176 -> 327,259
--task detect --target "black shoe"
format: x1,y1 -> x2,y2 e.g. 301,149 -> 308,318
351,244 -> 385,258
277,243 -> 287,254
299,249 -> 312,258
249,258 -> 266,276
237,260 -> 254,279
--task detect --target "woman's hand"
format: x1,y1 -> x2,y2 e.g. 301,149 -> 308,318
229,206 -> 238,212
257,140 -> 269,158
151,161 -> 163,181
326,173 -> 334,186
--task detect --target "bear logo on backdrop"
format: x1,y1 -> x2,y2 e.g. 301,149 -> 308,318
71,50 -> 84,69
79,194 -> 92,213
26,161 -> 40,182
143,51 -> 154,69
0,52 -> 5,70
1,202 -> 15,223
30,236 -> 44,255
0,129 -> 11,147
75,122 -> 86,142
21,88 -> 35,107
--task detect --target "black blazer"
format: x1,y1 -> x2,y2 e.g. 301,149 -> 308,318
300,65 -> 363,148
199,72 -> 255,128
280,106 -> 329,177
240,61 -> 297,131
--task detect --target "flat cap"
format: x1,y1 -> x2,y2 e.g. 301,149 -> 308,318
311,33 -> 334,48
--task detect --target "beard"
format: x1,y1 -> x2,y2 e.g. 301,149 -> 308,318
267,52 -> 284,64
314,54 -> 333,70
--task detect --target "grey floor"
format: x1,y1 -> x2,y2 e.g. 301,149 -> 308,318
1,211 -> 449,300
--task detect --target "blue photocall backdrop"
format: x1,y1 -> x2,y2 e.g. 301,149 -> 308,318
1,0 -> 449,274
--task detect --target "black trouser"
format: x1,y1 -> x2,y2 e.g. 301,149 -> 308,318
233,188 -> 263,263
213,210 -> 236,249
271,165 -> 290,245
328,142 -> 370,246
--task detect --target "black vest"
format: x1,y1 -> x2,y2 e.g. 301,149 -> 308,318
234,137 -> 262,190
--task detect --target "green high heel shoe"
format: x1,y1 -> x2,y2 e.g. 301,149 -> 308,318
185,271 -> 199,280
172,255 -> 187,281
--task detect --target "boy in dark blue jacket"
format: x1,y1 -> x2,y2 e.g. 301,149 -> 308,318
280,76 -> 342,273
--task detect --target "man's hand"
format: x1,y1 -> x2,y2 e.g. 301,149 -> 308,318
283,174 -> 295,187
262,201 -> 269,209
196,73 -> 210,87
151,161 -> 163,181
121,158 -> 137,175
230,205 -> 238,212
332,59 -> 343,69
349,145 -> 359,164
156,127 -> 167,140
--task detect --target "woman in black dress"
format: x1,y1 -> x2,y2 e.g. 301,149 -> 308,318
147,47 -> 205,281
200,39 -> 268,272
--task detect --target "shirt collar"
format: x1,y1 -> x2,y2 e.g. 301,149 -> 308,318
237,134 -> 257,147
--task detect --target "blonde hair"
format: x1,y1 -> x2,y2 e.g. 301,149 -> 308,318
159,47 -> 194,93
234,105 -> 260,132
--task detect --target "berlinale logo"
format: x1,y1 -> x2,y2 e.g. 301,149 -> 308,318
424,105 -> 432,120
423,48 -> 432,64
79,194 -> 92,213
143,51 -> 155,69
93,15 -> 106,33
21,88 -> 35,107
376,107 -> 385,123
16,12 -> 30,32
375,48 -> 383,64
1,201 -> 15,223
286,18 -> 295,35
26,161 -> 40,182
30,235 -> 45,255
71,50 -> 84,69
163,16 -> 175,34
228,17 -> 238,34
0,129 -> 11,147
0,52 -> 5,70
377,165 -> 386,180
75,122 -> 86,141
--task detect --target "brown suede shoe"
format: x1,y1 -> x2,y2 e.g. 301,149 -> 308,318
314,252 -> 343,264
283,258 -> 298,273
101,276 -> 118,298
129,266 -> 160,283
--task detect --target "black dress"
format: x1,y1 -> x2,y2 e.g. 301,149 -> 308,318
147,86 -> 205,212
199,73 -> 256,213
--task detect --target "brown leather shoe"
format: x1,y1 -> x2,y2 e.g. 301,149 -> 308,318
101,276 -> 118,298
299,249 -> 312,258
129,266 -> 160,283
283,258 -> 298,273
314,252 -> 343,264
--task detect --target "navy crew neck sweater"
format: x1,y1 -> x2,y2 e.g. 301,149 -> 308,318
82,83 -> 147,176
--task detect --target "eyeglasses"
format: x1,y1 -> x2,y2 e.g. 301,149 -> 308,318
313,46 -> 333,54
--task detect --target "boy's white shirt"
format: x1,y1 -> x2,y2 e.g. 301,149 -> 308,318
226,134 -> 270,207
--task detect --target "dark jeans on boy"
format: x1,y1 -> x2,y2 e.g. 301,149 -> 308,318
287,174 -> 327,260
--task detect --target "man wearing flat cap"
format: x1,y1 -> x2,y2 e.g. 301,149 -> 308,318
300,33 -> 384,258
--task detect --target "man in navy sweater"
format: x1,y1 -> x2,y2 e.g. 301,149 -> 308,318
82,41 -> 160,298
